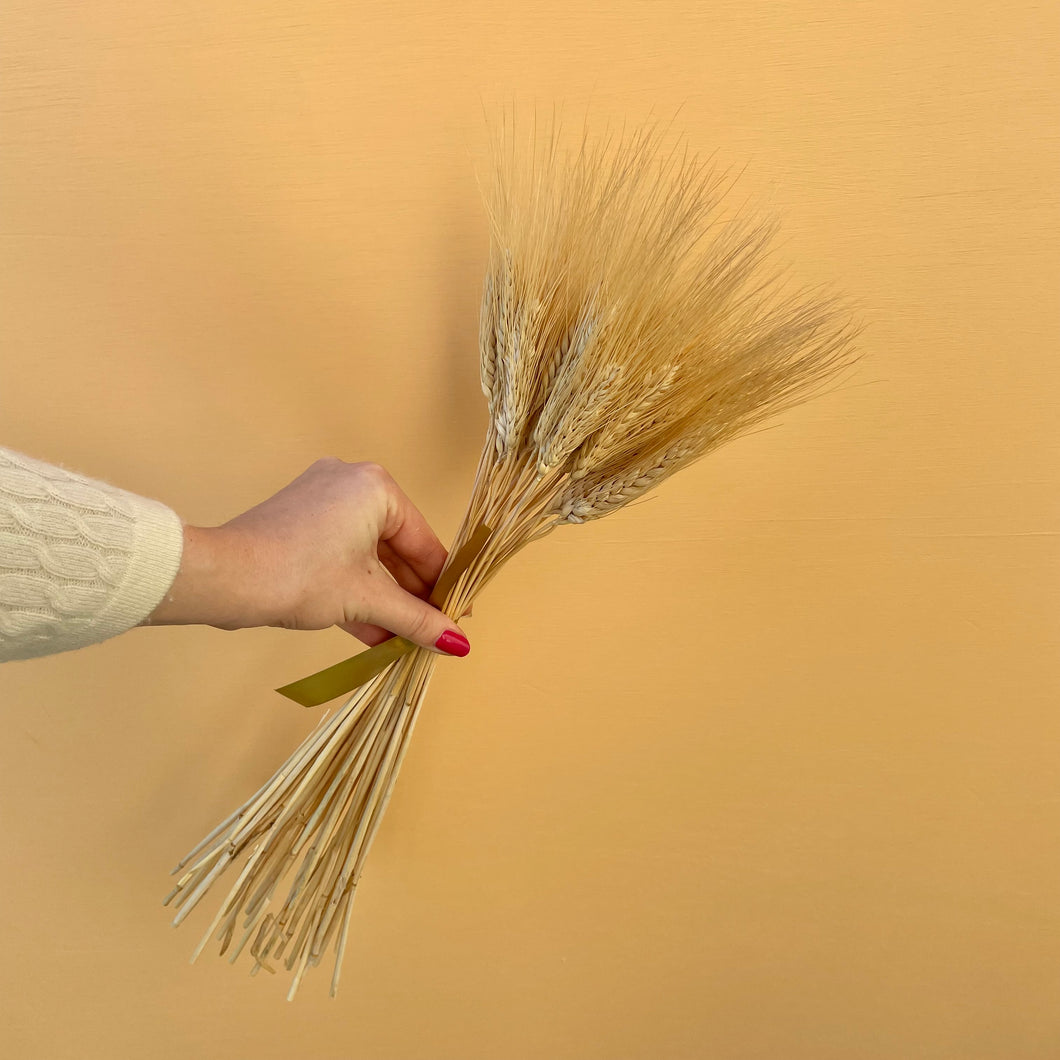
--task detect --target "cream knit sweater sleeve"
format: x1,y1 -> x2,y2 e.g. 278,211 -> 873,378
0,447 -> 184,662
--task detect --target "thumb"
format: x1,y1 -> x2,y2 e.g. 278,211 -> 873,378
361,576 -> 470,657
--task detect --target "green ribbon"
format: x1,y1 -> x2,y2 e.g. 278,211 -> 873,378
275,523 -> 492,708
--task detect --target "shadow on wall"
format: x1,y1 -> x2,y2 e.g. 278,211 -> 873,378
432,185 -> 491,488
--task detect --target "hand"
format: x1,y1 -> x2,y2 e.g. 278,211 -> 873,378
144,459 -> 470,656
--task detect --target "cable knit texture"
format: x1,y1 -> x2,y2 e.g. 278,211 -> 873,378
0,447 -> 184,661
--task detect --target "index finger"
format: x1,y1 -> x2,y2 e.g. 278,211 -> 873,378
379,479 -> 449,590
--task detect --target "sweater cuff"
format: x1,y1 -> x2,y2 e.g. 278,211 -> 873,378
91,494 -> 184,641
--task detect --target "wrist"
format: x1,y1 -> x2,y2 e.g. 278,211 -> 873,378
145,524 -> 261,629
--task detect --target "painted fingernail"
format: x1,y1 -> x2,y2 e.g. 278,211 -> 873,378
434,630 -> 470,657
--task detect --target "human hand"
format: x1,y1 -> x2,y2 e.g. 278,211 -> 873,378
144,458 -> 470,656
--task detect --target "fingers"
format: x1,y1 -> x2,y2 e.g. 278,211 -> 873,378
378,478 -> 448,590
377,539 -> 430,599
339,619 -> 394,647
341,590 -> 472,646
359,575 -> 469,656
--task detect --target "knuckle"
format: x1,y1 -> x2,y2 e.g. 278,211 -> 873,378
355,460 -> 388,482
405,608 -> 434,643
352,461 -> 393,496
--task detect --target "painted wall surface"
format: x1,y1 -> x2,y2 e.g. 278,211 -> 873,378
1,2 -> 1057,1057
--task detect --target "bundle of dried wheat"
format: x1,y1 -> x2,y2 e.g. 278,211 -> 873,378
165,119 -> 857,998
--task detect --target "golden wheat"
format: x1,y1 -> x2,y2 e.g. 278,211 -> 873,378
165,115 -> 857,998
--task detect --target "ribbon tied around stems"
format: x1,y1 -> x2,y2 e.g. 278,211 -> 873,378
275,523 -> 493,708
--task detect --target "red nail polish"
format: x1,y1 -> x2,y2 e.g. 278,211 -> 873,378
435,630 -> 470,657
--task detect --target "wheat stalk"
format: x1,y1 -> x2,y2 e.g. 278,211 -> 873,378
166,115 -> 858,998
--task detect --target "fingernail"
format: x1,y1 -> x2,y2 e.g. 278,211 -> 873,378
434,630 -> 470,657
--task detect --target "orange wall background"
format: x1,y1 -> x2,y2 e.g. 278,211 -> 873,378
1,2 -> 1058,1057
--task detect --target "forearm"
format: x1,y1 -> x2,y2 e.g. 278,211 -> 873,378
2,453 -> 469,658
0,446 -> 184,661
